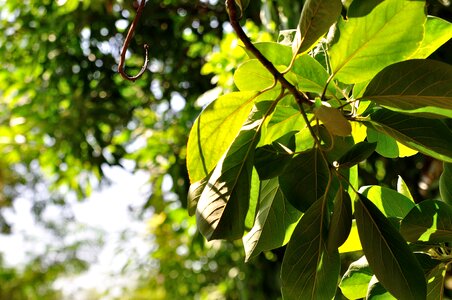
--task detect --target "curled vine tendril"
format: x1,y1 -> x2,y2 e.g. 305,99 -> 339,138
118,0 -> 149,82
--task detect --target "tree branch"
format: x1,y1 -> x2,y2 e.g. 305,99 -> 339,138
118,0 -> 149,82
225,0 -> 311,106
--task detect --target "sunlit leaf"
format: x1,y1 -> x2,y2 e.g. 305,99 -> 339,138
397,175 -> 414,203
196,101 -> 275,240
314,106 -> 352,136
281,199 -> 340,300
339,220 -> 362,253
329,0 -> 425,83
410,16 -> 452,59
234,60 -> 278,91
365,108 -> 452,163
292,0 -> 342,55
362,59 -> 452,118
243,178 -> 302,261
400,200 -> 452,243
187,91 -> 263,183
340,256 -> 373,300
354,194 -> 426,300
360,185 -> 415,221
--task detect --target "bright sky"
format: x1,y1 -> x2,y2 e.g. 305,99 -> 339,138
0,164 -> 153,299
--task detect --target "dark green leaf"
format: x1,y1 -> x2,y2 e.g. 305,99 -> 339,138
440,163 -> 452,205
367,276 -> 395,300
281,199 -> 340,300
196,101 -> 275,240
400,200 -> 452,243
254,143 -> 293,180
426,263 -> 446,300
337,141 -> 376,168
354,194 -> 426,300
329,0 -> 425,83
279,148 -> 330,212
327,186 -> 352,252
365,108 -> 452,162
243,178 -> 302,261
292,0 -> 342,55
340,256 -> 373,300
187,176 -> 208,216
363,59 -> 452,118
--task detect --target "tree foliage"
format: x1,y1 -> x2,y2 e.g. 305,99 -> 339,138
188,0 -> 452,298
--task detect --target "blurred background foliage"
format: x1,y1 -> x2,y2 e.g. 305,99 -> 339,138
0,0 -> 451,299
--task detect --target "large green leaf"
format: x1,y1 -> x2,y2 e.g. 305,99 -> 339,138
187,91 -> 259,183
329,0 -> 425,84
366,127 -> 418,158
362,59 -> 452,118
234,59 -> 279,91
290,54 -> 338,97
338,220 -> 362,253
281,199 -> 340,300
279,148 -> 330,212
440,163 -> 452,205
292,0 -> 342,55
187,176 -> 209,216
337,141 -> 376,169
354,194 -> 426,300
410,16 -> 452,59
400,200 -> 452,243
327,186 -> 352,252
340,256 -> 373,300
254,142 -> 293,180
196,101 -> 275,240
415,253 -> 447,300
243,178 -> 302,261
365,108 -> 452,162
253,42 -> 293,66
359,185 -> 415,221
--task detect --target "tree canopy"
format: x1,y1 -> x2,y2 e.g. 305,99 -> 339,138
1,0 -> 452,299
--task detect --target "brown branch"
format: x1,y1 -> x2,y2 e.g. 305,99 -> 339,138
225,0 -> 311,106
118,0 -> 149,82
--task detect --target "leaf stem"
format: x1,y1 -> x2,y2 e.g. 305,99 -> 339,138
226,0 -> 311,106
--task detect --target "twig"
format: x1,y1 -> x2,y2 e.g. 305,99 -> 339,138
225,0 -> 312,107
118,0 -> 149,82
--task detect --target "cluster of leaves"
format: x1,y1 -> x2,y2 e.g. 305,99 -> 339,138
187,0 -> 452,298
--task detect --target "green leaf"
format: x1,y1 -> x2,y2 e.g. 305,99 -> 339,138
243,178 -> 302,261
292,0 -> 342,55
359,185 -> 415,221
337,141 -> 376,168
254,42 -> 293,66
410,16 -> 452,59
400,200 -> 452,243
245,168 -> 261,229
234,59 -> 278,91
329,0 -> 425,83
281,199 -> 340,300
327,186 -> 352,252
187,176 -> 209,216
260,99 -> 305,146
291,54 -> 339,97
340,256 -> 373,300
440,163 -> 452,205
426,263 -> 446,300
367,276 -> 396,300
279,148 -> 330,212
397,175 -> 414,202
254,143 -> 293,180
338,220 -> 362,253
187,91 -> 260,183
196,101 -> 275,240
362,59 -> 452,118
354,194 -> 426,300
366,127 -> 417,158
365,108 -> 452,163
314,106 -> 352,136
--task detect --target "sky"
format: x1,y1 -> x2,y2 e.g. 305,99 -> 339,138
0,164 -> 154,299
